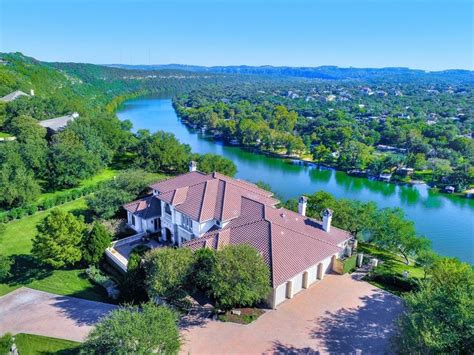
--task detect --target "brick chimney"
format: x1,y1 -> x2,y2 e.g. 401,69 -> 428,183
322,208 -> 333,233
189,161 -> 197,172
298,196 -> 308,216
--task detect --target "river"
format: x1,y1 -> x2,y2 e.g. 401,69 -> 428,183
117,97 -> 474,263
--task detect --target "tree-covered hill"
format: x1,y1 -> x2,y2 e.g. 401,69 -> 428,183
111,64 -> 474,84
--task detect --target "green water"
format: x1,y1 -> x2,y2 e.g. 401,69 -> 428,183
117,97 -> 474,263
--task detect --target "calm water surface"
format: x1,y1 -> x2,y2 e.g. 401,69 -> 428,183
117,98 -> 474,263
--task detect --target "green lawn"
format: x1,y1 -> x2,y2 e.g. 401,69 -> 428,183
0,198 -> 109,302
358,242 -> 424,279
358,242 -> 425,294
0,131 -> 13,138
37,168 -> 118,203
15,333 -> 80,355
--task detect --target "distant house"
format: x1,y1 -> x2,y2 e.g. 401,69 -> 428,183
444,186 -> 455,194
38,112 -> 79,135
0,90 -> 31,103
379,173 -> 392,182
397,167 -> 414,176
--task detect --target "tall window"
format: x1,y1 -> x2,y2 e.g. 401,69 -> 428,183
131,215 -> 136,226
165,203 -> 171,215
181,215 -> 193,231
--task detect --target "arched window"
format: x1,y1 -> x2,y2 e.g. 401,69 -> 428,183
165,203 -> 171,215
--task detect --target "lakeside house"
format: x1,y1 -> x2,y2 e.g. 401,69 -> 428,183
38,112 -> 79,135
0,89 -> 33,103
107,162 -> 354,309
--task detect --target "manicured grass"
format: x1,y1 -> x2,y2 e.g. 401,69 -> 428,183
0,199 -> 109,302
15,333 -> 80,355
358,242 -> 425,295
37,168 -> 118,203
358,242 -> 424,279
0,131 -> 13,138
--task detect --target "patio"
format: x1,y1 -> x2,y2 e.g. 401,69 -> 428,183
105,233 -> 164,272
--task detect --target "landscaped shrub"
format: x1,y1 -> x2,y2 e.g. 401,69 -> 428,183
368,270 -> 419,293
0,333 -> 13,354
342,254 -> 357,274
128,245 -> 151,271
86,265 -> 110,284
26,204 -> 38,215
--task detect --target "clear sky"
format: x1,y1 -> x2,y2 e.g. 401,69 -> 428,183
0,0 -> 472,70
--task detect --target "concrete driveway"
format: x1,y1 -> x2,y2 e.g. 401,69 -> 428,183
0,288 -> 116,341
180,274 -> 404,354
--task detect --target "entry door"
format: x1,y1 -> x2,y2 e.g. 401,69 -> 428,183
153,218 -> 160,231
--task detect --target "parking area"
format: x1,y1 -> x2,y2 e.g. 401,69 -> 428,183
0,275 -> 403,353
180,273 -> 404,354
0,287 -> 116,342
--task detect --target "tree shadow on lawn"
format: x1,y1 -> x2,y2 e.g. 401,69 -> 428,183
4,254 -> 53,286
310,290 -> 404,354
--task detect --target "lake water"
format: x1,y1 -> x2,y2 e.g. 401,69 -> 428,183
117,97 -> 474,263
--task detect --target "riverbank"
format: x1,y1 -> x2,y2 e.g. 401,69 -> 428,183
117,97 -> 474,263
184,126 -> 472,198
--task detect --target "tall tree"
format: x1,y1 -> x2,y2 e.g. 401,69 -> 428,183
0,142 -> 40,208
371,207 -> 430,264
48,130 -> 100,188
195,153 -> 237,177
135,131 -> 191,173
144,248 -> 194,300
8,115 -> 48,176
32,209 -> 86,268
209,244 -> 271,310
82,223 -> 111,265
82,303 -> 181,354
394,258 -> 474,353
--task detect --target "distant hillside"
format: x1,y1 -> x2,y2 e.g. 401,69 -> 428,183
110,64 -> 474,83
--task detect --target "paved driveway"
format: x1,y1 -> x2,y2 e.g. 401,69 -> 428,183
181,274 -> 404,354
0,288 -> 116,341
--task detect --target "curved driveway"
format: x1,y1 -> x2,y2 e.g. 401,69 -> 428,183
0,287 -> 116,341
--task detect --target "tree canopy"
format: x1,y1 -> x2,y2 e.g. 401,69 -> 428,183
208,244 -> 271,310
394,258 -> 474,353
81,303 -> 181,355
32,209 -> 86,268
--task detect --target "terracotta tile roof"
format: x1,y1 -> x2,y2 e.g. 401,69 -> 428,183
123,195 -> 161,219
150,171 -> 278,223
126,171 -> 352,287
184,197 -> 350,287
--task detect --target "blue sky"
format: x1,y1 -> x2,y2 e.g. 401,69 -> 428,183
0,0 -> 472,70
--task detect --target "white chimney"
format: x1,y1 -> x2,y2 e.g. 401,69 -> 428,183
322,208 -> 333,233
298,196 -> 308,216
30,89 -> 35,96
189,160 -> 197,172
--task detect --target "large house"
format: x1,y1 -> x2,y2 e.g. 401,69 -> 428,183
118,161 -> 354,308
0,90 -> 32,103
38,112 -> 79,135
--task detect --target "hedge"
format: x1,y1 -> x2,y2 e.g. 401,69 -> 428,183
367,271 -> 419,293
0,182 -> 106,223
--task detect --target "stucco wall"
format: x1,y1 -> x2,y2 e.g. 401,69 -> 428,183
272,253 -> 336,308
